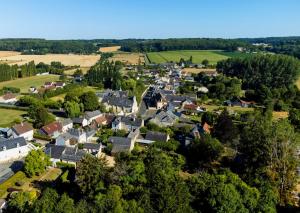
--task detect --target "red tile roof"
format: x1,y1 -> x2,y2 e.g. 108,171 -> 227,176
2,93 -> 16,100
183,103 -> 198,111
41,121 -> 62,135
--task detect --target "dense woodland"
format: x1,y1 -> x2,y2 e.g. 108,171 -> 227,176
217,54 -> 300,109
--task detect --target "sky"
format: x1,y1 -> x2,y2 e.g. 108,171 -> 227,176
0,0 -> 299,39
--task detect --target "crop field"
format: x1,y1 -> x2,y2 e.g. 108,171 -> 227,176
0,52 -> 100,67
0,108 -> 26,127
146,50 -> 246,64
0,74 -> 60,93
110,52 -> 145,65
99,46 -> 121,52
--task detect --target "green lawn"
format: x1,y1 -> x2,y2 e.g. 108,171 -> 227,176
147,50 -> 247,64
0,75 -> 60,93
0,168 -> 62,199
0,108 -> 26,127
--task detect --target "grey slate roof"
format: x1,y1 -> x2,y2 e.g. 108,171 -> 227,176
109,136 -> 132,153
145,131 -> 168,142
114,116 -> 143,127
85,110 -> 101,120
83,143 -> 101,150
0,137 -> 27,151
101,90 -> 134,108
45,144 -> 65,159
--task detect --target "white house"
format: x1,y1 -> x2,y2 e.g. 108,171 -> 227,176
11,122 -> 34,141
0,137 -> 35,163
0,93 -> 17,104
84,110 -> 102,125
60,119 -> 73,132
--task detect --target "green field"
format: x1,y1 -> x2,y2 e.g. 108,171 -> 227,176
146,50 -> 246,64
0,108 -> 26,127
0,75 -> 60,93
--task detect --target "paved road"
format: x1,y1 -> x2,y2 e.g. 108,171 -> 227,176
0,161 -> 24,184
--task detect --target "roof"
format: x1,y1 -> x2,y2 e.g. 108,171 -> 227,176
68,128 -> 85,137
145,131 -> 168,142
85,110 -> 102,120
183,103 -> 198,111
114,116 -> 143,127
0,137 -> 27,151
45,145 -> 86,162
44,82 -> 53,86
12,122 -> 33,135
45,144 -> 65,159
72,117 -> 86,124
2,93 -> 16,100
101,91 -> 134,108
109,136 -> 132,153
41,122 -> 62,135
61,118 -> 73,126
83,143 -> 101,150
55,82 -> 65,86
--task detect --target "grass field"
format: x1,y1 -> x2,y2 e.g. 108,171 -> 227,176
0,108 -> 26,127
110,52 -> 145,65
99,46 -> 121,52
146,50 -> 246,64
0,75 -> 60,93
0,52 -> 100,67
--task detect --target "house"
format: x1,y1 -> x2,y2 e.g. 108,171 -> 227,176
0,137 -> 35,163
112,116 -> 144,132
72,117 -> 88,127
109,136 -> 134,154
0,128 -> 13,139
145,131 -> 169,142
11,122 -> 34,141
191,123 -> 211,139
99,90 -> 138,115
45,144 -> 86,167
40,121 -> 62,138
84,110 -> 102,125
0,93 -> 17,104
29,86 -> 38,94
149,110 -> 178,127
197,86 -> 209,93
44,82 -> 55,89
60,118 -> 73,132
82,143 -> 102,157
55,132 -> 77,147
224,98 -> 255,108
55,82 -> 66,89
136,131 -> 170,145
68,128 -> 96,143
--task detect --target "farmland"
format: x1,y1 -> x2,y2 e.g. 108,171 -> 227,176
0,74 -> 60,93
110,52 -> 145,65
99,46 -> 121,52
146,50 -> 246,64
0,52 -> 100,67
0,108 -> 26,127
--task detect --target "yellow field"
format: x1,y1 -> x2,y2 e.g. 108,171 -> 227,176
272,111 -> 289,120
99,46 -> 121,52
183,68 -> 217,74
110,52 -> 145,65
0,52 -> 100,67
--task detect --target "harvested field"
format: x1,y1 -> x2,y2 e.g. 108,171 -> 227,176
273,111 -> 289,120
183,68 -> 216,74
0,51 -> 21,57
110,52 -> 145,65
0,54 -> 100,67
99,46 -> 121,52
